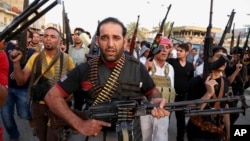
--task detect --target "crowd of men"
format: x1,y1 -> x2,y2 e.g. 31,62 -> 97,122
0,16 -> 249,141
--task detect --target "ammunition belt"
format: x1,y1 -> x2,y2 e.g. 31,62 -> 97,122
89,55 -> 125,105
190,116 -> 227,141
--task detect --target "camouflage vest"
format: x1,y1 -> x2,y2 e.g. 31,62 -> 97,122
151,63 -> 176,103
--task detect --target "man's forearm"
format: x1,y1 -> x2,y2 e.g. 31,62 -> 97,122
45,87 -> 83,130
13,62 -> 26,85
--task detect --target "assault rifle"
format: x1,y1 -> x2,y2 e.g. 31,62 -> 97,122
147,4 -> 172,61
203,0 -> 214,79
168,22 -> 174,39
242,28 -> 250,64
62,0 -> 73,53
129,15 -> 140,56
218,9 -> 235,47
0,0 -> 60,61
229,23 -> 235,54
85,20 -> 100,60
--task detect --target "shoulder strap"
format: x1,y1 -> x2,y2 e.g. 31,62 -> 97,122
213,77 -> 224,109
33,50 -> 61,85
59,52 -> 64,77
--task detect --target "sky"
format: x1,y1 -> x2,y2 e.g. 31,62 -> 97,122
43,0 -> 250,35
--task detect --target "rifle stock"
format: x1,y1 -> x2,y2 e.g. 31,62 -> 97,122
147,4 -> 172,61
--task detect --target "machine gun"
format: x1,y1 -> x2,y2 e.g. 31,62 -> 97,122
74,95 -> 248,141
80,95 -> 248,120
218,9 -> 235,47
0,0 -> 61,61
129,15 -> 140,56
203,0 -> 214,79
147,4 -> 172,61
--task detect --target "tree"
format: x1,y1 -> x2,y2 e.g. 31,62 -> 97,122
151,21 -> 171,37
126,22 -> 146,41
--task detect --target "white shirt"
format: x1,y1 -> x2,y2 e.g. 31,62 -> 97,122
194,62 -> 204,76
150,59 -> 175,88
170,49 -> 177,58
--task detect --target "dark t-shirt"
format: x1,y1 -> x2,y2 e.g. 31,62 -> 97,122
187,75 -> 230,139
167,58 -> 194,99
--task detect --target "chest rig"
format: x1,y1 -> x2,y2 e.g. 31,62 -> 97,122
150,62 -> 176,103
85,55 -> 143,141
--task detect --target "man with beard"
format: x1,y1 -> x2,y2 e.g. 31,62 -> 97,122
10,27 -> 75,141
44,17 -> 169,141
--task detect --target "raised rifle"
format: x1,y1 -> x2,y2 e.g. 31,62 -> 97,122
243,28 -> 250,49
229,23 -> 235,54
203,0 -> 214,79
242,28 -> 250,64
129,15 -> 140,56
0,0 -> 61,60
62,0 -> 73,53
168,22 -> 174,39
218,9 -> 235,47
85,20 -> 100,60
0,0 -> 60,42
147,4 -> 172,61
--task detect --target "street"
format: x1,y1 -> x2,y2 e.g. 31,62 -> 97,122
1,94 -> 250,141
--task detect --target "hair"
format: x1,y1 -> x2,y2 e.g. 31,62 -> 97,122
96,17 -> 127,37
45,27 -> 60,36
74,27 -> 84,33
212,46 -> 227,55
191,48 -> 197,52
178,43 -> 189,52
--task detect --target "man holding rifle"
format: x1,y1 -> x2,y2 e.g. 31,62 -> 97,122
187,46 -> 231,141
44,17 -> 169,141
